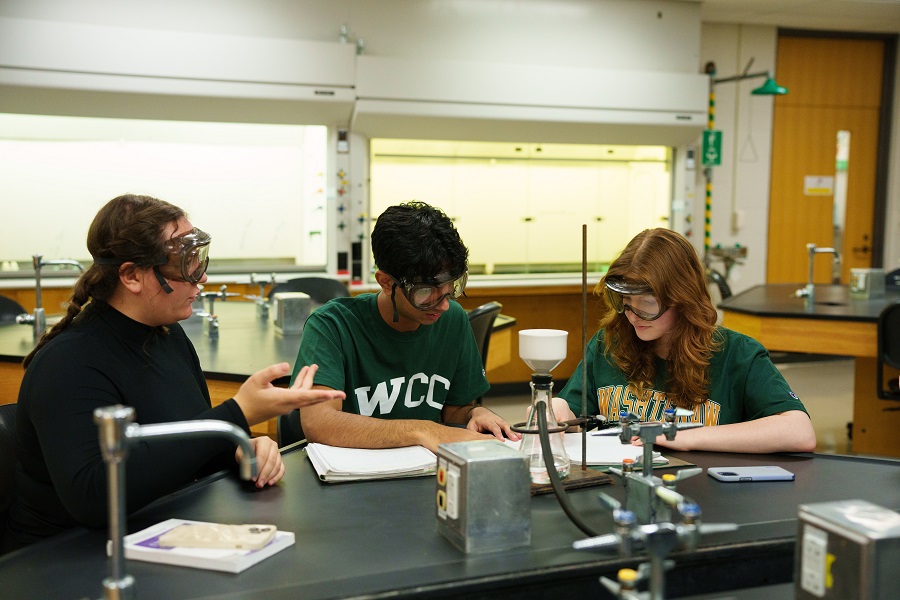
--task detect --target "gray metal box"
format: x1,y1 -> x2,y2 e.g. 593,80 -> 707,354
435,440 -> 531,554
796,499 -> 900,599
273,292 -> 311,336
850,268 -> 885,299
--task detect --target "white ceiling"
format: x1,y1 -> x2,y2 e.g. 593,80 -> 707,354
699,0 -> 900,33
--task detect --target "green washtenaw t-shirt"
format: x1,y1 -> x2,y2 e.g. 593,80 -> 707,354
559,327 -> 808,426
293,294 -> 489,421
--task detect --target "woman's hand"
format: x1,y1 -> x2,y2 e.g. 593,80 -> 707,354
234,363 -> 346,426
550,397 -> 580,432
235,436 -> 285,488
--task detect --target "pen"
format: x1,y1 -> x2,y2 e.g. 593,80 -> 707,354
591,428 -> 622,436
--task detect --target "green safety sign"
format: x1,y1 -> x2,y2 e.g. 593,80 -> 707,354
702,130 -> 722,167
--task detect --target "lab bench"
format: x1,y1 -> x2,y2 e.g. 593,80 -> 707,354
0,300 -> 516,439
1,275 -> 601,385
719,284 -> 900,458
0,447 -> 897,599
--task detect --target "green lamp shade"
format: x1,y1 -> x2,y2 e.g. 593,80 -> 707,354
751,77 -> 788,95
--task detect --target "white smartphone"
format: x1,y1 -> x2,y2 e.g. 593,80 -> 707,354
707,466 -> 795,482
159,523 -> 277,550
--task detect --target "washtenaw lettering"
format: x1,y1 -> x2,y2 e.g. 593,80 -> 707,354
356,374 -> 451,417
595,384 -> 722,426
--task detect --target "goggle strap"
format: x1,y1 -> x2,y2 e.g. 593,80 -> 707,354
92,256 -> 123,266
153,266 -> 175,294
390,284 -> 399,322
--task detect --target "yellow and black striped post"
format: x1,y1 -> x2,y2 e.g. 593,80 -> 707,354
704,75 -> 716,260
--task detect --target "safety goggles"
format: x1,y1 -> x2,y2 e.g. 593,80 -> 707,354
391,271 -> 468,311
153,228 -> 211,293
604,276 -> 666,321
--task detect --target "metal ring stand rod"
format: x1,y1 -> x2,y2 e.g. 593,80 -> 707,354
509,223 -> 606,538
581,224 -> 589,469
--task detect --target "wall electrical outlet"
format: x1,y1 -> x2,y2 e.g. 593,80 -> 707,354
732,209 -> 746,232
685,146 -> 697,170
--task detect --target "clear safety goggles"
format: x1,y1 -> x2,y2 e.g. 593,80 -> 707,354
392,271 -> 468,310
604,276 -> 666,321
153,228 -> 211,291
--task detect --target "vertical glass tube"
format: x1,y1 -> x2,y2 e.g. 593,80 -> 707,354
520,374 -> 571,484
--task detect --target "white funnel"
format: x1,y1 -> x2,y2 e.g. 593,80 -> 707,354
519,329 -> 568,374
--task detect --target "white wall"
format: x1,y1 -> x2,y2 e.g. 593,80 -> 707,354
0,0 -> 346,41
697,23 -> 900,289
694,23 -> 779,294
0,115 -> 328,263
0,0 -> 896,280
0,0 -> 701,73
0,0 -> 706,277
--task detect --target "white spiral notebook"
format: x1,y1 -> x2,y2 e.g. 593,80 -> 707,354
305,443 -> 437,482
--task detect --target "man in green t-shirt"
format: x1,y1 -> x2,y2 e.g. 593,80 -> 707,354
292,202 -> 519,452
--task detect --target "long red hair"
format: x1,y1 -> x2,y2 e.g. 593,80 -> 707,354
596,228 -> 719,408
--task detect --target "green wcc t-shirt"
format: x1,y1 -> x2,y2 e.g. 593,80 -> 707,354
559,327 -> 807,426
293,294 -> 489,421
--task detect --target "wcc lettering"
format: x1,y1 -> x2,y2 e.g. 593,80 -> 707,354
355,373 -> 451,417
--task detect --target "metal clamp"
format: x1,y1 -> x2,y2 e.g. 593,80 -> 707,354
574,492 -> 737,600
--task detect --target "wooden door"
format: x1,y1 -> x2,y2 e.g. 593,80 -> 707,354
767,36 -> 885,283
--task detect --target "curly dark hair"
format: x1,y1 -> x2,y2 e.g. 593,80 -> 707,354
23,194 -> 185,367
371,201 -> 468,282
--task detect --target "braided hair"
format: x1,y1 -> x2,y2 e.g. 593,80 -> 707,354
23,194 -> 185,367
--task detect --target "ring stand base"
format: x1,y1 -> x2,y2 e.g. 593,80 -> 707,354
529,466 -> 613,496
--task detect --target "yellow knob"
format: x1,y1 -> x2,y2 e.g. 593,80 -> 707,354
618,568 -> 638,583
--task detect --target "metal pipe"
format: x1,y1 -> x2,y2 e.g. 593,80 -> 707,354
94,405 -> 136,600
26,255 -> 85,339
713,70 -> 771,85
94,406 -> 257,600
36,257 -> 85,270
581,224 -> 587,470
805,243 -> 841,299
127,420 -> 257,480
32,255 -> 43,311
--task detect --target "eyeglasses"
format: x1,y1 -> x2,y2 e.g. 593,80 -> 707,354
391,271 -> 468,310
604,276 -> 666,321
153,228 -> 211,292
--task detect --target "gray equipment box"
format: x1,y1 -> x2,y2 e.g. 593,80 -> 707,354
849,268 -> 885,299
435,440 -> 531,554
272,292 -> 311,336
796,499 -> 900,599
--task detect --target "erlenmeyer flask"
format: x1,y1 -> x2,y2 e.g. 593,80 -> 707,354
520,374 -> 570,484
